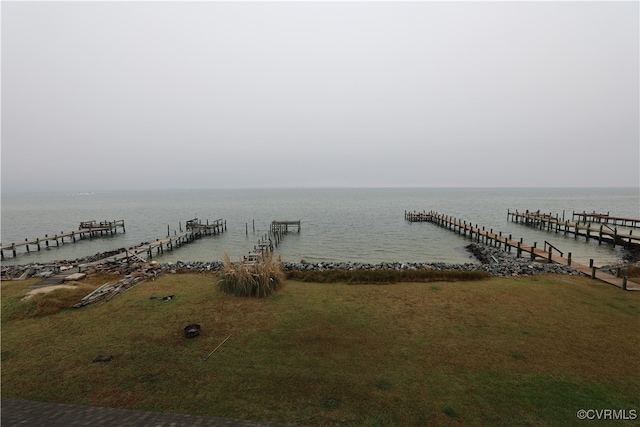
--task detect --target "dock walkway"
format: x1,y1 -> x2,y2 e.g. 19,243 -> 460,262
405,210 -> 640,291
1,220 -> 125,259
25,218 -> 226,287
507,210 -> 640,247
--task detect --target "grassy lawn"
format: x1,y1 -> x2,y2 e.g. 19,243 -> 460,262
2,273 -> 639,426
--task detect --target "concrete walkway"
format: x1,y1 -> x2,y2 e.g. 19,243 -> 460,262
1,399 -> 299,427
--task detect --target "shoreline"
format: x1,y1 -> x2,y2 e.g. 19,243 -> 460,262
3,243 -> 623,281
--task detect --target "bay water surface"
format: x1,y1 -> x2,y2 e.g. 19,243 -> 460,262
1,187 -> 638,267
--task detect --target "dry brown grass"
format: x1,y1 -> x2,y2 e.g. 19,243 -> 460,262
2,273 -> 639,426
1,272 -> 117,320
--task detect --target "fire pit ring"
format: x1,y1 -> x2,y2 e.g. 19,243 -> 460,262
184,324 -> 201,339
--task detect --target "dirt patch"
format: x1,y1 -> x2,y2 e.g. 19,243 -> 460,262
22,285 -> 78,301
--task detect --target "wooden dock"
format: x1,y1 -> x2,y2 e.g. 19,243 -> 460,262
28,218 -> 227,286
405,210 -> 639,291
1,220 -> 126,260
507,210 -> 640,247
271,220 -> 301,233
572,211 -> 640,228
242,220 -> 301,264
3,217 -> 224,263
122,218 -> 226,261
185,218 -> 226,236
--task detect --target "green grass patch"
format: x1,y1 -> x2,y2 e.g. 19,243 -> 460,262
2,273 -> 639,426
442,406 -> 459,419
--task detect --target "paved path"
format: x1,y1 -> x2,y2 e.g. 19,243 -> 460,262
1,399 -> 299,427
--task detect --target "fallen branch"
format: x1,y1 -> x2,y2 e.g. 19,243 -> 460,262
203,334 -> 233,361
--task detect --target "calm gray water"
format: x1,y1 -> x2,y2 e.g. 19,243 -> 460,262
1,188 -> 638,267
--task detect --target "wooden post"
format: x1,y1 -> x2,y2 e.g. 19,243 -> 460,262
531,242 -> 536,261
591,267 -> 596,279
598,225 -> 603,245
622,276 -> 628,291
567,252 -> 572,266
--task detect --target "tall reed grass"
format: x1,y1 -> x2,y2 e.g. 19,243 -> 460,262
218,253 -> 285,297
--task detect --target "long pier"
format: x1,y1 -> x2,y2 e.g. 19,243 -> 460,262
405,210 -> 639,291
1,220 -> 126,260
2,217 -> 225,263
507,210 -> 640,247
28,218 -> 227,286
133,218 -> 226,261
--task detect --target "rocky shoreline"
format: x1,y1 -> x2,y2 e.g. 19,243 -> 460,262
3,242 -> 627,281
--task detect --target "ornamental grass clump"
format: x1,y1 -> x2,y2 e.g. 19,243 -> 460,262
218,253 -> 285,297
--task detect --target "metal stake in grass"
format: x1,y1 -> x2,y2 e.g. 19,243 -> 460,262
203,334 -> 233,361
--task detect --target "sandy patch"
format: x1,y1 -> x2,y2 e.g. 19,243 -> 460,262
22,285 -> 77,301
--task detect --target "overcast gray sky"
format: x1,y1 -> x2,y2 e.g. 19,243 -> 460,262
1,1 -> 638,192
